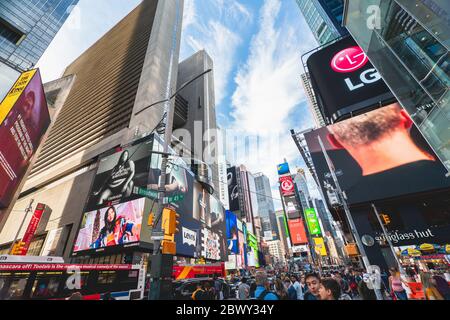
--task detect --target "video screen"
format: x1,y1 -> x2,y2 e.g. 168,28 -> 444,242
201,228 -> 222,261
73,198 -> 145,253
305,103 -> 450,205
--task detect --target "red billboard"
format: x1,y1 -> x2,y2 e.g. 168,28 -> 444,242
288,218 -> 308,245
0,70 -> 50,208
279,175 -> 295,197
20,203 -> 46,256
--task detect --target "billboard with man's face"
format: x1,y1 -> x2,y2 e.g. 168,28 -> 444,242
305,103 -> 450,206
0,70 -> 50,208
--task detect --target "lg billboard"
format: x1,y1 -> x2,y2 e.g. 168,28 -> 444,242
305,103 -> 450,206
307,36 -> 394,123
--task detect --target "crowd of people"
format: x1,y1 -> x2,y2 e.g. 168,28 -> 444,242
225,265 -> 450,301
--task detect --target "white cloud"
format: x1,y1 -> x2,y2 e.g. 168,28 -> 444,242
227,0 -> 318,209
181,0 -> 251,106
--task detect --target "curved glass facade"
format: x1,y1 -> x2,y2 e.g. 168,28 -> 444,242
344,0 -> 450,174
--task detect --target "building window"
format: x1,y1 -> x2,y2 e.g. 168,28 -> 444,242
0,17 -> 25,45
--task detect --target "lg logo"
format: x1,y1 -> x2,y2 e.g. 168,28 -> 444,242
331,46 -> 382,92
331,47 -> 368,73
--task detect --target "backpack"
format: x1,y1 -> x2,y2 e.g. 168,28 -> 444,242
257,290 -> 279,300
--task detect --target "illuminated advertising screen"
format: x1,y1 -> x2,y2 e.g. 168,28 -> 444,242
73,198 -> 145,253
0,70 -> 50,208
226,210 -> 239,254
237,231 -> 246,269
279,175 -> 295,197
307,36 -> 394,122
277,162 -> 290,175
201,228 -> 222,261
313,237 -> 328,256
305,208 -> 322,236
85,137 -> 156,211
305,103 -> 450,205
227,167 -> 240,212
288,219 -> 308,245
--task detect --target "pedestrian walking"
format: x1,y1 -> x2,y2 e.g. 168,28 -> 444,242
304,272 -> 321,300
421,272 -> 444,300
203,282 -> 216,300
318,278 -> 341,300
274,278 -> 289,300
238,277 -> 250,300
290,275 -> 304,300
213,275 -> 224,300
254,271 -> 279,300
389,268 -> 408,300
432,273 -> 450,300
192,283 -> 205,301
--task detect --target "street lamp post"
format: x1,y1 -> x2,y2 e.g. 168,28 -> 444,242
143,67 -> 212,300
317,135 -> 384,300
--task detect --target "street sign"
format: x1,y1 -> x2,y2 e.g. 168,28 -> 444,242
134,187 -> 158,200
151,231 -> 165,241
134,187 -> 184,204
162,194 -> 185,204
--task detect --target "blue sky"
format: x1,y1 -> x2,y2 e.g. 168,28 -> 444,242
37,0 -> 321,209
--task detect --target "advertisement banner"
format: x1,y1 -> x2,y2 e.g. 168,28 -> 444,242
84,138 -> 156,211
227,167 -> 240,212
226,210 -> 239,254
201,228 -> 222,261
304,103 -> 450,206
277,162 -> 290,175
20,203 -> 46,255
73,198 -> 145,253
279,175 -> 295,197
237,231 -> 247,269
287,219 -> 308,245
307,36 -> 393,122
0,70 -> 50,208
305,208 -> 322,236
313,237 -> 328,256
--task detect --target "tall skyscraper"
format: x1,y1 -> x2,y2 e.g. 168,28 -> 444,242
296,0 -> 348,45
293,168 -> 311,210
254,173 -> 279,240
174,50 -> 220,194
0,0 -> 185,257
275,210 -> 292,259
301,72 -> 326,128
0,0 -> 79,99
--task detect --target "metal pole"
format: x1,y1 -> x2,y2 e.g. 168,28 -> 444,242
8,199 -> 34,255
371,203 -> 407,276
317,136 -> 383,300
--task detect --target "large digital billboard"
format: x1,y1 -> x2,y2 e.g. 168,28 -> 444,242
305,103 -> 450,206
227,167 -> 240,212
279,175 -> 295,197
73,135 -> 227,260
305,208 -> 322,236
226,210 -> 239,254
307,36 -> 394,122
288,219 -> 309,245
73,198 -> 145,253
0,70 -> 50,208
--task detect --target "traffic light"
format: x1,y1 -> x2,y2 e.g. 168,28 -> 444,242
11,242 -> 25,255
148,212 -> 155,228
162,208 -> 180,235
381,214 -> 391,225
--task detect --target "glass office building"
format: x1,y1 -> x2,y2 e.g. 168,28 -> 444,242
296,0 -> 349,45
0,0 -> 78,99
344,0 -> 450,174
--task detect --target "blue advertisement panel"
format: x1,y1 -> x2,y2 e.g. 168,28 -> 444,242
226,210 -> 239,254
277,162 -> 290,175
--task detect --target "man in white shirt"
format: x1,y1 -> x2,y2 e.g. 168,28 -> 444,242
291,275 -> 304,300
